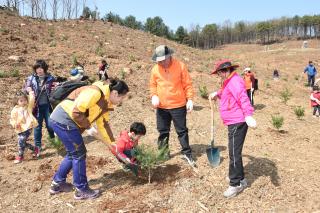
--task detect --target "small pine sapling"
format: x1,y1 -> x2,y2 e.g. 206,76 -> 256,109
271,115 -> 284,131
47,136 -> 66,156
199,85 -> 208,99
135,144 -> 169,183
280,88 -> 292,104
294,106 -> 305,119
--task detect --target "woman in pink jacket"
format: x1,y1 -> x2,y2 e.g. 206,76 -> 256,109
209,59 -> 257,198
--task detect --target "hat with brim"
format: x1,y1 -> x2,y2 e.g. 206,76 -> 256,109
243,67 -> 251,74
152,45 -> 174,62
211,59 -> 239,74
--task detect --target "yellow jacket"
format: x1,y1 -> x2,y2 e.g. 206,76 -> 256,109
59,81 -> 115,145
149,58 -> 194,109
10,93 -> 38,134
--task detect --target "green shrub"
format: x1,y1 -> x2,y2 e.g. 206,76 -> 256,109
0,69 -> 19,78
135,144 -> 169,183
11,68 -> 20,77
49,41 -> 56,47
95,42 -> 105,56
71,54 -> 78,66
294,106 -> 305,119
129,55 -> 136,62
265,81 -> 270,88
46,137 -> 66,156
0,70 -> 8,78
280,88 -> 292,104
136,64 -> 142,70
199,85 -> 208,99
0,27 -> 9,34
48,26 -> 55,37
120,69 -> 126,79
271,115 -> 284,131
60,34 -> 68,41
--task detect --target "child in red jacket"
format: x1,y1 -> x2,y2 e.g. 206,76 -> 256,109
310,85 -> 320,117
112,122 -> 146,173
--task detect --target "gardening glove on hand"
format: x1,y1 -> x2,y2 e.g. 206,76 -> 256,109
209,92 -> 218,100
245,116 -> 257,128
151,95 -> 160,108
186,100 -> 193,112
86,126 -> 98,136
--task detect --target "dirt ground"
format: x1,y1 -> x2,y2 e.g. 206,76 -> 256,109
0,11 -> 320,212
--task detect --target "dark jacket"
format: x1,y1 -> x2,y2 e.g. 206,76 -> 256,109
24,73 -> 55,112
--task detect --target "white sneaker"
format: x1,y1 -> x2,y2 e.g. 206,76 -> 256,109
223,184 -> 245,198
225,177 -> 248,188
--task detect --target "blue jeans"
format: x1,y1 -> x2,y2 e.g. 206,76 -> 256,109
34,104 -> 55,148
49,119 -> 88,190
17,129 -> 34,157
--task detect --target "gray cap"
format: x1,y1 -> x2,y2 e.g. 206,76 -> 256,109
152,45 -> 174,62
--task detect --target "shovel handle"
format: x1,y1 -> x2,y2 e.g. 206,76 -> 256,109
209,99 -> 214,145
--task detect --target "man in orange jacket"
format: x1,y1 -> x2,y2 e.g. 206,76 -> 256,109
149,45 -> 195,167
243,67 -> 255,106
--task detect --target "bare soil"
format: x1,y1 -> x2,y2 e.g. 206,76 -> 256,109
0,11 -> 320,212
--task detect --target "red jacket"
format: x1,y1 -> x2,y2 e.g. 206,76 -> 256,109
111,131 -> 136,162
311,92 -> 320,107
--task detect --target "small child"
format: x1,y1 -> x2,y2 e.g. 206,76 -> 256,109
10,90 -> 39,163
310,85 -> 320,117
273,69 -> 279,79
98,60 -> 109,81
111,122 -> 146,173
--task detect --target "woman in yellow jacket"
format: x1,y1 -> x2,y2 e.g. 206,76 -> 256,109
48,79 -> 129,200
150,45 -> 195,166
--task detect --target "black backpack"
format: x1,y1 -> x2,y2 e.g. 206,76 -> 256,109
49,81 -> 88,109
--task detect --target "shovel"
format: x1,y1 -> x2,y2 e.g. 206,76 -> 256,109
206,99 -> 220,167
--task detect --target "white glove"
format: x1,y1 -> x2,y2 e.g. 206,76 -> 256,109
250,87 -> 254,92
209,92 -> 218,100
245,116 -> 257,128
186,100 -> 193,112
86,126 -> 98,136
151,95 -> 160,107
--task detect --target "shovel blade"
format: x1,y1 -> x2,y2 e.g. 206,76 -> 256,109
206,147 -> 220,167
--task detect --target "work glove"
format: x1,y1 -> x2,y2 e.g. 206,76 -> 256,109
186,100 -> 193,112
209,92 -> 218,100
151,95 -> 160,107
86,126 -> 98,136
245,116 -> 257,128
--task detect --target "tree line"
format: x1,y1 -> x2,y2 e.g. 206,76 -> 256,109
1,1 -> 320,48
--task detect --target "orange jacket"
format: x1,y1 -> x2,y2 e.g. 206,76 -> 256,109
149,58 -> 194,109
244,72 -> 255,90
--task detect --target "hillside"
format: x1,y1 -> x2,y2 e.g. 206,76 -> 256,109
0,11 -> 320,212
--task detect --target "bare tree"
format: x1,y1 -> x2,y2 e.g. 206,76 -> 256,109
49,0 -> 59,20
63,0 -> 72,19
74,0 -> 79,18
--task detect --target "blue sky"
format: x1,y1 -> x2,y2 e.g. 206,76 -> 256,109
88,0 -> 320,30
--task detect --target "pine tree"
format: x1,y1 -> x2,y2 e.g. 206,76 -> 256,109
135,144 -> 169,183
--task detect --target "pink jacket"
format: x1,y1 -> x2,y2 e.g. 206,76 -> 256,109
217,72 -> 254,125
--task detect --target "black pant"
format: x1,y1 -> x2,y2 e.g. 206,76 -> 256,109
308,75 -> 315,87
313,105 -> 320,116
246,89 -> 254,106
228,122 -> 248,186
156,106 -> 192,155
98,72 -> 109,81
